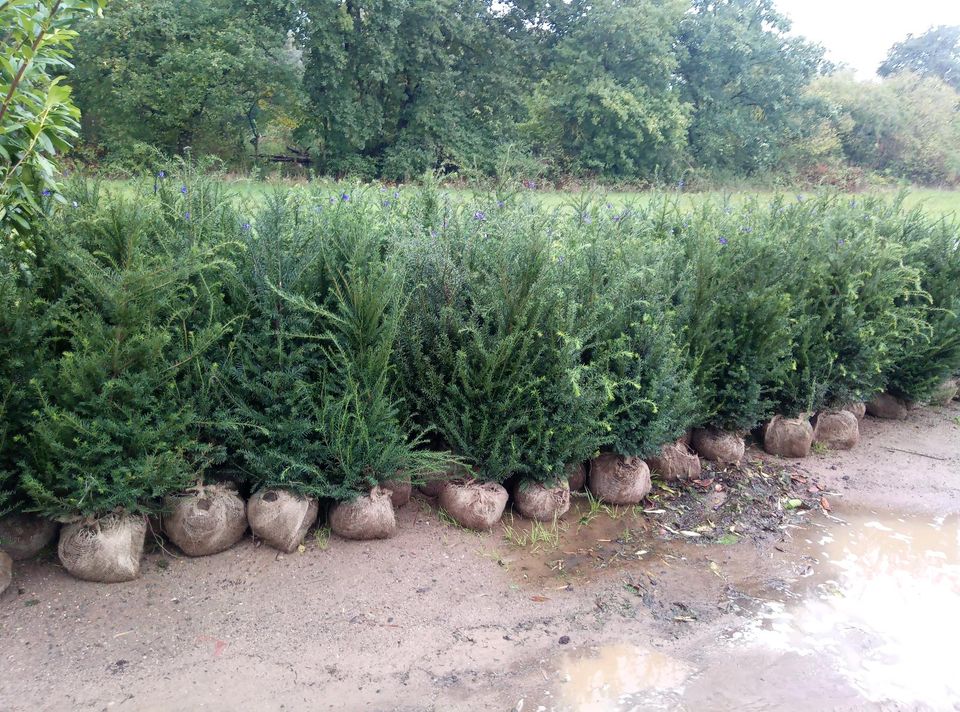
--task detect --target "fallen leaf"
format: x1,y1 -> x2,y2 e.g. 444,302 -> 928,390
820,497 -> 831,511
716,533 -> 739,545
530,595 -> 550,602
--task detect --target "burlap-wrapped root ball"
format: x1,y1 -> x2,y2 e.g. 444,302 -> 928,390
588,454 -> 651,505
163,484 -> 247,557
248,489 -> 319,553
438,480 -> 509,531
691,428 -> 745,464
931,379 -> 959,407
0,551 -> 12,594
843,402 -> 867,420
645,440 -> 702,481
513,479 -> 570,521
0,513 -> 59,561
763,416 -> 814,458
329,487 -> 397,540
381,476 -> 413,508
866,392 -> 909,420
58,514 -> 147,583
566,462 -> 587,491
813,410 -> 860,450
417,471 -> 449,498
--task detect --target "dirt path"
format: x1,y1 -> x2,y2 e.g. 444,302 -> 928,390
1,402 -> 958,712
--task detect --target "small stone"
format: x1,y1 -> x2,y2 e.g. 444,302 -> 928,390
559,635 -> 570,645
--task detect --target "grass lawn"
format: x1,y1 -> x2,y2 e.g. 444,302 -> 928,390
96,176 -> 960,219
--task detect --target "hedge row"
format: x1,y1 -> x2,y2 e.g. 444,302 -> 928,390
1,170 -> 958,522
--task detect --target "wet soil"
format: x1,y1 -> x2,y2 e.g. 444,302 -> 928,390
1,401 -> 958,711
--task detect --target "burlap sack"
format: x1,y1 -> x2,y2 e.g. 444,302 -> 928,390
763,415 -> 814,458
565,462 -> 587,491
513,479 -> 571,521
438,480 -> 509,531
588,454 -> 651,505
381,476 -> 412,508
645,440 -> 702,481
866,392 -> 909,420
163,484 -> 247,557
0,513 -> 59,561
842,402 -> 866,420
691,428 -> 745,464
931,379 -> 959,407
248,489 -> 319,553
0,551 -> 11,595
58,514 -> 146,583
813,410 -> 860,450
417,471 -> 449,498
329,487 -> 397,540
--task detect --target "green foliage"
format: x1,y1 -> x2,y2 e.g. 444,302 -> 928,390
886,214 -> 960,401
879,25 -> 960,91
766,195 -> 925,415
20,190 -> 235,519
71,0 -> 300,166
218,188 -> 448,500
300,0 -> 532,180
677,0 -> 826,175
1,0 -> 106,248
394,190 -> 608,484
557,197 -> 697,456
0,257 -> 44,514
809,72 -> 960,185
668,202 -> 795,431
523,0 -> 689,179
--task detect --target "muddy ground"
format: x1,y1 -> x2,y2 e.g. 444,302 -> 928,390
1,401 -> 958,712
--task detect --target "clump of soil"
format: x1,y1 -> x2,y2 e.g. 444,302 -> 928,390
0,513 -> 59,560
329,487 -> 396,540
247,489 -> 319,553
646,441 -> 702,481
417,471 -> 449,498
513,479 -> 570,521
381,477 -> 412,508
163,484 -> 248,557
0,551 -> 11,594
58,514 -> 147,583
692,428 -> 745,464
866,393 -> 909,420
763,416 -> 813,458
438,480 -> 508,530
813,411 -> 860,450
566,462 -> 587,491
589,455 -> 651,504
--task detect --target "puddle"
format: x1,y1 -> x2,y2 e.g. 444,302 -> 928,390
736,508 -> 960,709
537,507 -> 960,711
554,645 -> 691,712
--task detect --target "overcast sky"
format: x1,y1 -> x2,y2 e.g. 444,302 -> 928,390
775,0 -> 960,78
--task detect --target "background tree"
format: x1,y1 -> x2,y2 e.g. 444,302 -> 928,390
71,0 -> 300,167
879,25 -> 960,91
677,0 -> 826,175
523,0 -> 690,179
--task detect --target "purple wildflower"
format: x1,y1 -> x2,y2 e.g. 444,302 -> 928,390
181,185 -> 188,195
184,211 -> 191,221
473,211 -> 486,221
158,170 -> 166,178
242,222 -> 251,231
41,189 -> 51,197
341,193 -> 350,202
718,236 -> 728,246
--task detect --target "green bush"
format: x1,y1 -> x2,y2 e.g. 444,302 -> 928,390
0,258 -> 43,515
219,189 -> 446,501
886,212 -> 960,401
21,192 -> 234,519
767,195 -> 924,415
394,192 -> 607,485
668,202 -> 795,431
558,198 -> 697,456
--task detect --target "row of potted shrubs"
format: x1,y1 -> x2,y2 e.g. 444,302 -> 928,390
1,168 -> 958,584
